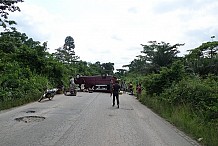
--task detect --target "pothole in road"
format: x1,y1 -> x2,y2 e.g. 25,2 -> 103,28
15,116 -> 45,123
26,110 -> 36,113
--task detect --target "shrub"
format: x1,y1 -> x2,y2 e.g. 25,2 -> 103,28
143,61 -> 185,95
161,76 -> 218,121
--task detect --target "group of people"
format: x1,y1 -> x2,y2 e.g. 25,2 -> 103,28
69,77 -> 142,109
126,82 -> 142,98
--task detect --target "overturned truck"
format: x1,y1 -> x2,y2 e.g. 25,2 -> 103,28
74,74 -> 117,92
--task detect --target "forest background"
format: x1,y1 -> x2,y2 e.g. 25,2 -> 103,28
0,1 -> 217,146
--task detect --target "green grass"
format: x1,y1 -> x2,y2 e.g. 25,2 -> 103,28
139,94 -> 218,146
0,92 -> 41,111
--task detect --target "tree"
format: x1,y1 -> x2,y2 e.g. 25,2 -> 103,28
115,69 -> 127,78
141,41 -> 183,67
87,61 -> 103,75
53,36 -> 79,64
123,58 -> 146,73
64,36 -> 75,54
185,41 -> 218,76
186,41 -> 218,59
0,0 -> 23,31
2,30 -> 50,74
101,62 -> 114,75
139,41 -> 183,73
124,41 -> 183,74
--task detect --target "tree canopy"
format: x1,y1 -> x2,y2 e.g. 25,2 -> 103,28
53,36 -> 79,64
0,0 -> 23,30
124,41 -> 184,74
185,41 -> 218,76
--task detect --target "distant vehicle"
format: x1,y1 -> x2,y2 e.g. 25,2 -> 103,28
74,74 -> 117,92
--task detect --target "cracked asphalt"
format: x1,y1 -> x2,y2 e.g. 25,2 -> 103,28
0,92 -> 200,146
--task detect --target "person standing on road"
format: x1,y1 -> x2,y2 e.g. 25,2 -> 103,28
70,77 -> 75,88
128,82 -> 133,95
111,80 -> 121,108
136,83 -> 142,99
69,77 -> 76,94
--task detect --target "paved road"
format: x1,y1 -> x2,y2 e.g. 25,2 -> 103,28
0,92 -> 200,146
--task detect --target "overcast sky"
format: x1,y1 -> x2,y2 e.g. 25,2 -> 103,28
9,0 -> 218,70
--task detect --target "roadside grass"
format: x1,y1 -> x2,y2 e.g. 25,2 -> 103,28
0,92 -> 41,111
139,93 -> 218,146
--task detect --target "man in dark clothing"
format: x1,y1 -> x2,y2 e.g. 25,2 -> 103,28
112,80 -> 121,108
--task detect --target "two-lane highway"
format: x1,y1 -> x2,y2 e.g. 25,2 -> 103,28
0,92 -> 200,146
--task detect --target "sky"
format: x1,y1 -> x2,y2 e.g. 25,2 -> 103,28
8,0 -> 218,70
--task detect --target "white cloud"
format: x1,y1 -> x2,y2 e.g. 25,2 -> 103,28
8,0 -> 218,70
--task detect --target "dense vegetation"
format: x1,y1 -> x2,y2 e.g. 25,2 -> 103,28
121,41 -> 218,146
0,1 -> 116,109
0,1 -> 217,146
0,29 -> 116,109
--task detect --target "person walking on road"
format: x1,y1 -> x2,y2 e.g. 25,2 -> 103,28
111,80 -> 121,108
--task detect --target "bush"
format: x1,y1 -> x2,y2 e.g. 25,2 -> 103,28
0,73 -> 48,110
143,61 -> 185,95
161,75 -> 218,121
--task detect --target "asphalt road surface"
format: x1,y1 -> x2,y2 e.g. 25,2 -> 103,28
0,92 -> 200,146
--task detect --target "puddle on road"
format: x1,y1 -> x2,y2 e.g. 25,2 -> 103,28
15,116 -> 45,123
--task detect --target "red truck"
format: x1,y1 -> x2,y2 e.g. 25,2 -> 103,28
74,74 -> 117,92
